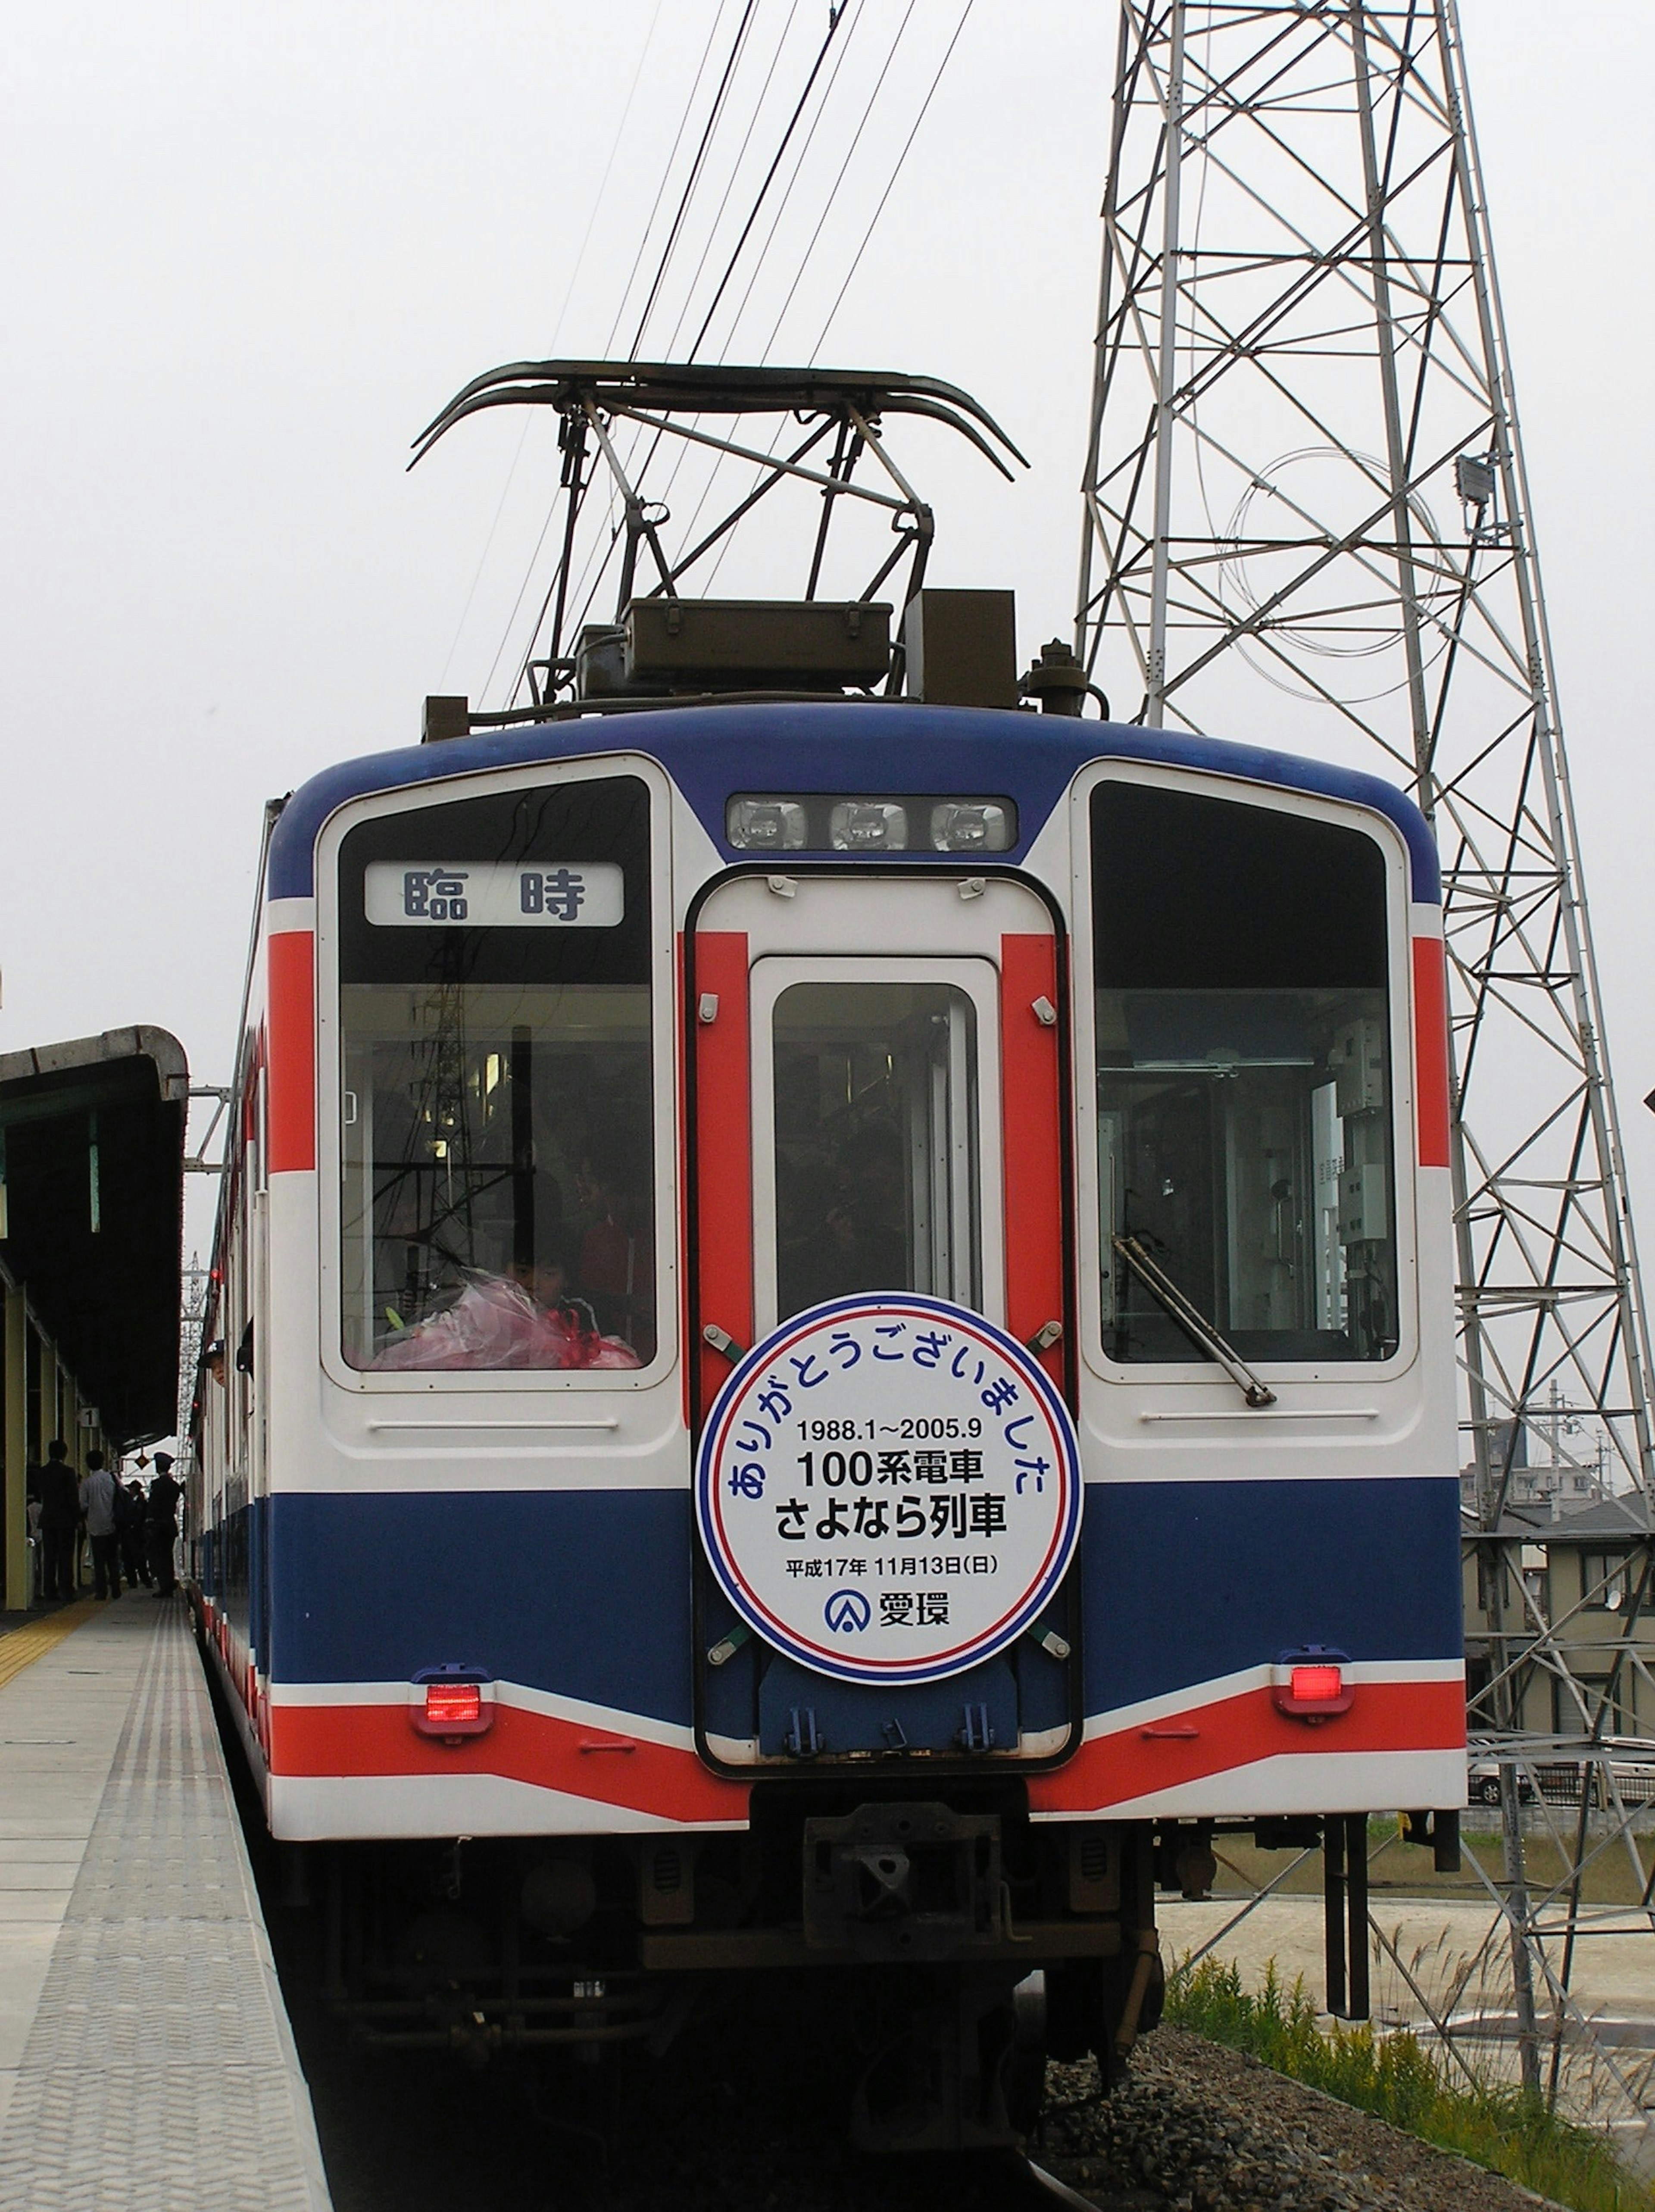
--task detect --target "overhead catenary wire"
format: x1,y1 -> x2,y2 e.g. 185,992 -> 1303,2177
654,0 -> 808,364
756,0 -> 919,363
635,0 -> 869,578
679,0 -> 923,590
662,0 -> 960,596
482,0 -> 745,703
440,0 -> 668,691
683,0 -> 852,363
511,0 -> 868,685
606,0 -> 818,545
625,0 -> 762,359
555,0 -> 674,349
497,0 -> 779,697
710,0 -> 871,362
699,0 -> 974,591
602,0 -> 743,359
807,0 -> 977,361
494,0 -> 983,697
598,0 -> 978,627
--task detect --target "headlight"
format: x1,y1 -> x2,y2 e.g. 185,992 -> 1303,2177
723,793 -> 1016,853
930,802 -> 1012,852
726,798 -> 808,850
829,801 -> 908,851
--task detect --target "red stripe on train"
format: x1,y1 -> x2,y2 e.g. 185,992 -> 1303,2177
268,930 -> 317,1172
693,931 -> 752,1418
268,1679 -> 1458,1825
1028,1677 -> 1465,1814
268,1700 -> 751,1825
1411,935 -> 1451,1169
999,934 -> 1066,1393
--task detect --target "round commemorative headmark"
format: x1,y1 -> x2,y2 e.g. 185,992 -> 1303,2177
696,1294 -> 1081,1686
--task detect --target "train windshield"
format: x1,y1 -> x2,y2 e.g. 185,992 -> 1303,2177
1092,781 -> 1398,1365
335,775 -> 656,1372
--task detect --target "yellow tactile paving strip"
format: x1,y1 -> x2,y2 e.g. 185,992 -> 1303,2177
0,1601 -> 98,1695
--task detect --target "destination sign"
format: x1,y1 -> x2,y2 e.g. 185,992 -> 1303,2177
364,861 -> 624,928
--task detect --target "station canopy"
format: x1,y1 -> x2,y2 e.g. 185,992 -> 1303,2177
0,1028 -> 187,1448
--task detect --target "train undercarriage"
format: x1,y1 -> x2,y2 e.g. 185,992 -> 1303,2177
281,1789 -> 1176,2152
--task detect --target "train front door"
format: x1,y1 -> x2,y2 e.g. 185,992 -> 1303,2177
688,869 -> 1076,1767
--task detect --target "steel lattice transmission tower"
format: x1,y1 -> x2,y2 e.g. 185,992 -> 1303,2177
1076,0 -> 1655,2111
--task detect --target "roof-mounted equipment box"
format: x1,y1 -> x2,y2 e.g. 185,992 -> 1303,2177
902,588 -> 1018,709
584,597 -> 892,699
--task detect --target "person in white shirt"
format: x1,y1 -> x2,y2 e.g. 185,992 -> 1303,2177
78,1451 -> 122,1602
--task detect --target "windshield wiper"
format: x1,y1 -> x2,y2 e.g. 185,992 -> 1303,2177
1112,1235 -> 1277,1408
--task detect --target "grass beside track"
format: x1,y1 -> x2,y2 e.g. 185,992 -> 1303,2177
1166,1956 -> 1654,2212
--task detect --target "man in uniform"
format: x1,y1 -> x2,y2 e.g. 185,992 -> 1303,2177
145,1453 -> 183,1597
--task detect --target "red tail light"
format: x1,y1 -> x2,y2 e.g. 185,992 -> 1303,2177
1272,1648 -> 1354,1721
1291,1665 -> 1343,1705
427,1682 -> 481,1727
411,1675 -> 493,1739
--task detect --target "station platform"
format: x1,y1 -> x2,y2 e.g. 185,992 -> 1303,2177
0,1595 -> 332,2211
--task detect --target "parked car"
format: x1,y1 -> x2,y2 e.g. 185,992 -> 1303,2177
1468,1756 -> 1535,1806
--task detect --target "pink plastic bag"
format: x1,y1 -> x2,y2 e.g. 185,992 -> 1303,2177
372,1274 -> 641,1372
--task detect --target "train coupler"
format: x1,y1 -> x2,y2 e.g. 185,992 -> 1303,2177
803,1801 -> 1001,1962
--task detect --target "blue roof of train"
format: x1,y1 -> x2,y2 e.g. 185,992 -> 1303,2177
266,701 -> 1440,905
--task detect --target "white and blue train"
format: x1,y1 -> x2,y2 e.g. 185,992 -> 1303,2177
190,367 -> 1464,2150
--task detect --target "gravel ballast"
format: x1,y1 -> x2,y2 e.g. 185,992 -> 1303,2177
1040,2025 -> 1570,2212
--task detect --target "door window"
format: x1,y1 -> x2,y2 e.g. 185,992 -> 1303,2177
771,980 -> 981,1321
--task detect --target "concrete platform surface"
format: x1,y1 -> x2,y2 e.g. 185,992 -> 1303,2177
0,1596 -> 332,2211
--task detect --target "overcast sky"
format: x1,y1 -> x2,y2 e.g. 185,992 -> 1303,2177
2,0 -> 1650,1284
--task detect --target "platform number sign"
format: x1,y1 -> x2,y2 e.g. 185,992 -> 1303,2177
696,1295 -> 1081,1685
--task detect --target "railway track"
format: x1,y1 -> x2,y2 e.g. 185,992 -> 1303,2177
1021,2155 -> 1108,2210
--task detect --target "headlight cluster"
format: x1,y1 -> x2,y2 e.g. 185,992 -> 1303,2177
726,794 -> 1015,854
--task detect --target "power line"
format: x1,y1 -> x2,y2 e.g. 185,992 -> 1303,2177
712,0 -> 871,360
808,0 -> 976,361
656,0 -> 806,364
643,0 -> 871,578
553,0 -> 671,349
603,0 -> 737,359
616,0 -> 815,543
542,0 -> 763,672
520,0 -> 859,668
665,0 -> 955,591
627,0 -> 761,359
497,0 -> 979,688
757,0 -> 917,362
438,0 -> 668,691
684,0 -> 850,362
481,0 -> 737,702
698,0 -> 963,593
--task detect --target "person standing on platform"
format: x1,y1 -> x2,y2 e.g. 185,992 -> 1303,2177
25,1462 -> 43,1600
145,1453 -> 182,1597
114,1469 -> 149,1590
78,1451 -> 122,1601
37,1441 -> 80,1603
